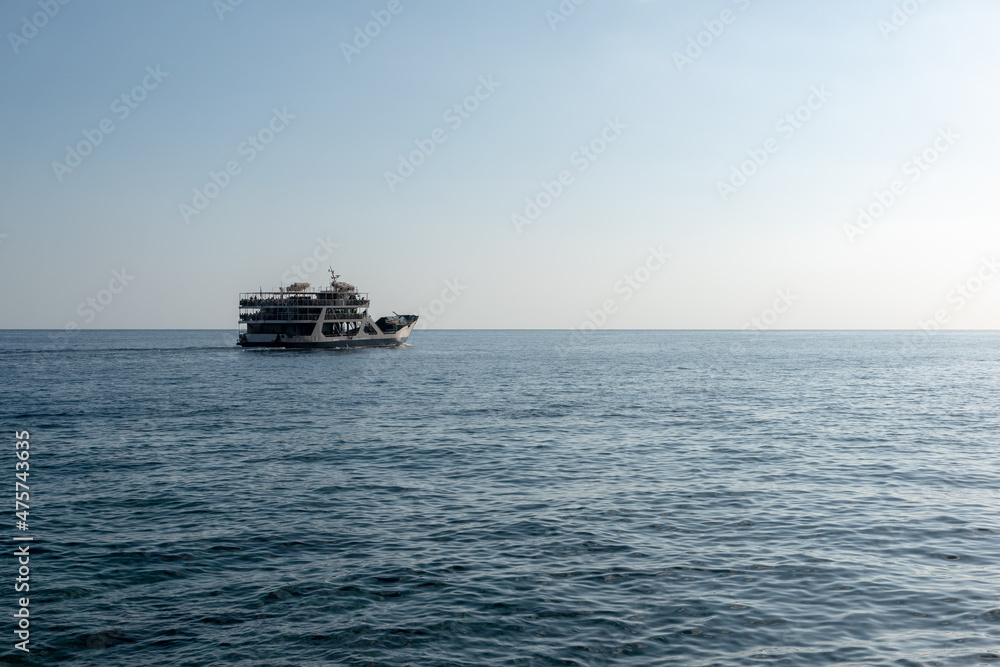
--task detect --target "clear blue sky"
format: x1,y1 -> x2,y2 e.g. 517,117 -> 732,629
1,0 -> 998,330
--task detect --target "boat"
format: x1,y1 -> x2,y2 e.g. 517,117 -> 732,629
237,269 -> 418,348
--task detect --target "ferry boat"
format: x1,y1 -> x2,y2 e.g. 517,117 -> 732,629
237,269 -> 418,348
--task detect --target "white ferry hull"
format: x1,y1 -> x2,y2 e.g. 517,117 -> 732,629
238,324 -> 416,349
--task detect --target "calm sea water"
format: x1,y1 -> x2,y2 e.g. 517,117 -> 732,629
2,330 -> 999,666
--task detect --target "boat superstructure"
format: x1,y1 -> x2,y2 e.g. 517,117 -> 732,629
238,269 -> 418,348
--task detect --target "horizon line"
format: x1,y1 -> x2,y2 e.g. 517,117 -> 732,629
2,329 -> 998,333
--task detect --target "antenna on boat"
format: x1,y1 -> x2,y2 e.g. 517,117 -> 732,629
329,267 -> 340,283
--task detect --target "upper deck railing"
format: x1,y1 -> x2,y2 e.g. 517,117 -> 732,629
239,292 -> 370,308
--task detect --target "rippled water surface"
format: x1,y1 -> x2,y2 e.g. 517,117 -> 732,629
2,330 -> 1000,666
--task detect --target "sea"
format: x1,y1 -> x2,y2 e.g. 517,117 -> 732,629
1,329 -> 999,666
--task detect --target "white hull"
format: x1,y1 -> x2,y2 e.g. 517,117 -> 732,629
239,323 -> 415,349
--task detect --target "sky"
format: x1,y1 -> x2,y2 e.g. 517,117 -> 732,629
1,0 -> 999,330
